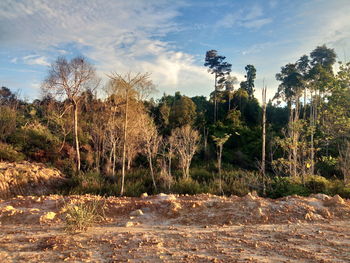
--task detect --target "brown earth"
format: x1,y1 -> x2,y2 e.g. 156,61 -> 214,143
1,193 -> 350,262
0,162 -> 66,198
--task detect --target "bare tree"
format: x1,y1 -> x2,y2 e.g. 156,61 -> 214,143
212,133 -> 231,195
42,56 -> 97,172
261,85 -> 267,195
170,125 -> 200,179
107,72 -> 153,196
141,116 -> 160,191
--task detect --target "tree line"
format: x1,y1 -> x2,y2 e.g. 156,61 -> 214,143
1,44 -> 349,197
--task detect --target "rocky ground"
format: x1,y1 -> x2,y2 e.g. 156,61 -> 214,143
1,192 -> 350,262
0,162 -> 66,198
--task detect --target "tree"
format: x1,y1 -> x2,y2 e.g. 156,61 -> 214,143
212,133 -> 231,195
261,86 -> 267,195
204,50 -> 232,122
169,93 -> 196,128
310,45 -> 336,71
107,72 -> 153,196
240,65 -> 256,98
43,56 -> 97,172
141,116 -> 160,191
170,125 -> 200,179
274,63 -> 303,177
224,75 -> 238,111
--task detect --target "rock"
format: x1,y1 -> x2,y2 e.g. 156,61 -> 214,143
311,193 -> 330,201
244,193 -> 257,201
40,211 -> 56,222
304,212 -> 323,221
157,193 -> 176,201
251,191 -> 259,198
130,209 -> 144,216
3,205 -> 15,212
125,221 -> 139,227
324,195 -> 345,206
0,161 -> 66,198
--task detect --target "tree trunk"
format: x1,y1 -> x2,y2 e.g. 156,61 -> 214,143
185,163 -> 190,179
288,101 -> 293,176
261,87 -> 267,195
292,99 -> 300,178
203,127 -> 209,161
310,93 -> 315,175
120,89 -> 129,196
148,155 -> 157,191
112,141 -> 116,176
214,74 -> 217,122
73,101 -> 81,173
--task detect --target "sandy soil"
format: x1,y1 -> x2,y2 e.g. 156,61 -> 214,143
1,193 -> 350,262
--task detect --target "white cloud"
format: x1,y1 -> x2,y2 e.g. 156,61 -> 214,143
0,0 -> 213,97
22,55 -> 50,66
216,5 -> 272,29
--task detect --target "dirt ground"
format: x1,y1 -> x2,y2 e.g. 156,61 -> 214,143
1,193 -> 350,262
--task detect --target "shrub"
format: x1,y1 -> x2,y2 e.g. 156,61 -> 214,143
304,175 -> 330,194
221,169 -> 261,196
172,178 -> 207,195
267,177 -> 309,198
190,167 -> 214,183
0,142 -> 25,162
64,200 -> 105,232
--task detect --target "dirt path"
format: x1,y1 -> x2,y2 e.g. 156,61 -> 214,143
1,193 -> 349,262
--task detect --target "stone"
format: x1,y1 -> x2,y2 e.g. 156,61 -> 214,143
130,209 -> 144,216
40,211 -> 56,221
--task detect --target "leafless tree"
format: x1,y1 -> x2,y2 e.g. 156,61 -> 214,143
261,85 -> 267,195
42,56 -> 97,172
107,72 -> 153,196
141,116 -> 161,191
170,125 -> 200,179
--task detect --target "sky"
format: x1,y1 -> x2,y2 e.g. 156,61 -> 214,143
1,0 -> 350,102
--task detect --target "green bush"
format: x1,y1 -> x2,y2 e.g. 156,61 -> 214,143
221,169 -> 261,196
267,177 -> 309,198
172,178 -> 207,195
340,187 -> 350,198
190,167 -> 214,183
0,142 -> 25,162
305,175 -> 330,194
64,200 -> 105,232
63,172 -> 118,196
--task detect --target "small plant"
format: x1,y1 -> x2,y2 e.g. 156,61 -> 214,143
63,200 -> 105,232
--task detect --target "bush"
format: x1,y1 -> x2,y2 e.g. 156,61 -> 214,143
221,169 -> 261,196
172,178 -> 207,195
190,167 -> 214,183
62,172 -> 118,196
267,177 -> 309,198
305,175 -> 330,194
0,142 -> 25,162
63,200 -> 105,232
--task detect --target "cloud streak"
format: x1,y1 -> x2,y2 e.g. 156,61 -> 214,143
0,0 -> 212,97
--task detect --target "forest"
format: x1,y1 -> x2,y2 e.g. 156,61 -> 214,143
1,44 -> 350,198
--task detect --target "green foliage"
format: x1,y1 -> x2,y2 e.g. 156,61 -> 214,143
0,106 -> 16,141
267,177 -> 309,198
64,200 -> 105,232
0,142 -> 25,162
304,175 -> 330,194
221,169 -> 260,196
190,167 -> 214,183
173,178 -> 207,195
169,94 -> 197,128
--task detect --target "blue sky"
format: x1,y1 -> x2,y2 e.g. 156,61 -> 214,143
1,0 -> 350,101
